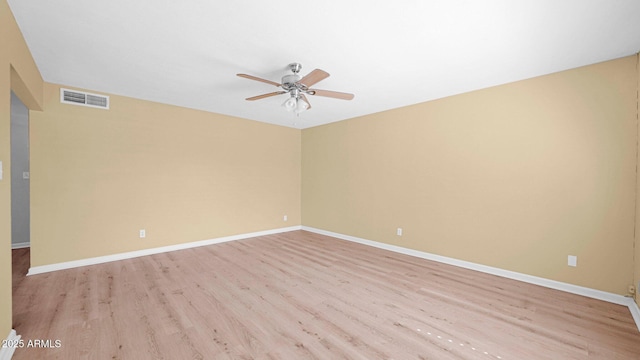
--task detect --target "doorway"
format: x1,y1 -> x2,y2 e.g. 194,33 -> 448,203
10,91 -> 31,333
10,91 -> 30,250
10,91 -> 30,295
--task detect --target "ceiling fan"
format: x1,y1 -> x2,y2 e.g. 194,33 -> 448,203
237,63 -> 354,114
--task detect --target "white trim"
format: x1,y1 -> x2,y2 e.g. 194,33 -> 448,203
0,329 -> 20,360
28,226 -> 301,276
302,226 -> 640,331
11,242 -> 29,250
627,298 -> 640,332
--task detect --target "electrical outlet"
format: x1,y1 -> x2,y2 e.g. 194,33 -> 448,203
397,228 -> 403,236
284,215 -> 288,221
139,229 -> 146,238
568,255 -> 577,267
628,285 -> 635,295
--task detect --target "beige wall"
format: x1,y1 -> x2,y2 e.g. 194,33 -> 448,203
302,56 -> 638,295
1,0 -> 44,338
30,83 -> 301,266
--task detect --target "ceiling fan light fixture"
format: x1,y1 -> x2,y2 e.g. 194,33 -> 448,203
282,96 -> 297,111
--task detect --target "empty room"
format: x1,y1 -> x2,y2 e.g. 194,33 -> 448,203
2,1 -> 640,359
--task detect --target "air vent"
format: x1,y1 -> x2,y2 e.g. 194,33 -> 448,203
60,88 -> 109,109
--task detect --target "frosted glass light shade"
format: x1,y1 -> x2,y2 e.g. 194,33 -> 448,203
282,97 -> 297,111
295,98 -> 309,113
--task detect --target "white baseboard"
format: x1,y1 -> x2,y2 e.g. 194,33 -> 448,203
0,329 -> 20,360
628,298 -> 640,332
11,242 -> 29,250
28,226 -> 302,276
301,226 -> 640,332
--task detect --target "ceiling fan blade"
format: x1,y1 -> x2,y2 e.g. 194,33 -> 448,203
299,69 -> 330,87
309,89 -> 355,100
300,94 -> 312,110
237,73 -> 281,87
246,91 -> 287,101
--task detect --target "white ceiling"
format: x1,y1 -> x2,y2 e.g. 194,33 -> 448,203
8,0 -> 640,129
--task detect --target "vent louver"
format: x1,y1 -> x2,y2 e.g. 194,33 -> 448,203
60,88 -> 109,109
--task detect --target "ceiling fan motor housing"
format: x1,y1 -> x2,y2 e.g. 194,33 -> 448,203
282,74 -> 302,90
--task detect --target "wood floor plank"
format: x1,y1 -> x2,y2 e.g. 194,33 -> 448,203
11,230 -> 640,359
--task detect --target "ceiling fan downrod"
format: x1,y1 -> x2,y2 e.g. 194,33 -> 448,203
288,62 -> 302,74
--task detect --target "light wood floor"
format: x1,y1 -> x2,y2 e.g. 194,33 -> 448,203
11,230 -> 640,359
